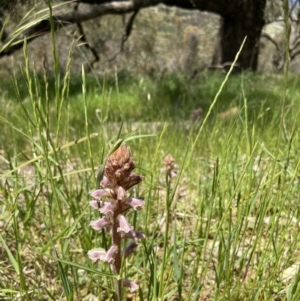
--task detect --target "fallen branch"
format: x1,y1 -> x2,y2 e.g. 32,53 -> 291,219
0,0 -> 160,58
0,0 -> 197,58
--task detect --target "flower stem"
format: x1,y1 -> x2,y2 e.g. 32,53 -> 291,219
112,206 -> 123,301
159,173 -> 171,298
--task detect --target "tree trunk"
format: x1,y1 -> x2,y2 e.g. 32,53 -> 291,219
191,0 -> 267,71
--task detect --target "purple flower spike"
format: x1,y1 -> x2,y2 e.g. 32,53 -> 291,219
89,200 -> 104,210
122,279 -> 139,292
125,230 -> 145,240
99,202 -> 115,215
90,217 -> 110,231
117,214 -> 133,234
117,186 -> 126,202
88,144 -> 145,295
125,197 -> 144,210
103,245 -> 118,263
90,189 -> 108,199
87,248 -> 106,262
88,245 -> 118,263
100,175 -> 113,188
123,242 -> 138,258
126,174 -> 143,190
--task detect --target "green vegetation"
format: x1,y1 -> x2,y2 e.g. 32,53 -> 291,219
1,56 -> 300,300
1,5 -> 300,299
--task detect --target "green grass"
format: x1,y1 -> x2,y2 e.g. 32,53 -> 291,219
2,6 -> 300,301
1,63 -> 300,301
1,60 -> 300,300
1,70 -> 292,135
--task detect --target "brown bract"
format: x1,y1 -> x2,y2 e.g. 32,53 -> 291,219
103,144 -> 141,190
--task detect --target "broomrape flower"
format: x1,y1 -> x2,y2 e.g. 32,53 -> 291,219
162,154 -> 179,180
88,144 -> 144,297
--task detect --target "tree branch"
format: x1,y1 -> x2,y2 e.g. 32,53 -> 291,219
0,0 -> 161,58
108,9 -> 139,62
189,0 -> 239,16
261,33 -> 281,54
291,49 -> 300,60
74,2 -> 100,68
291,37 -> 300,52
66,0 -> 194,9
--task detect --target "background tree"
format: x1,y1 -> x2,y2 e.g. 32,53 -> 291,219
0,0 -> 285,72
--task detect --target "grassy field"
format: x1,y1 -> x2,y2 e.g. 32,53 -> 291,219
1,57 -> 300,301
1,8 -> 300,299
